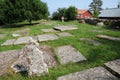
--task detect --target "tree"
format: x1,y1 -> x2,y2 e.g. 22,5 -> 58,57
52,11 -> 59,20
89,0 -> 103,18
65,6 -> 77,20
0,0 -> 4,24
57,8 -> 66,19
52,8 -> 66,20
0,0 -> 49,24
52,6 -> 77,21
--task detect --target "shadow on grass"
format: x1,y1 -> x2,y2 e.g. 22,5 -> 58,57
103,21 -> 120,31
19,71 -> 28,77
1,22 -> 40,28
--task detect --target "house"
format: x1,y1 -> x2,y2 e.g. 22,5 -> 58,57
77,9 -> 92,19
99,8 -> 120,19
99,3 -> 120,20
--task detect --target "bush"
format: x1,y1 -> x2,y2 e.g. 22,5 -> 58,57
106,21 -> 120,29
85,19 -> 99,25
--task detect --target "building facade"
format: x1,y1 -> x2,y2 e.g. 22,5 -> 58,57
77,10 -> 92,19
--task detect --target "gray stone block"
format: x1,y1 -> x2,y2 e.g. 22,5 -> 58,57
14,36 -> 33,45
39,45 -> 58,68
105,59 -> 120,75
92,30 -> 103,33
57,32 -> 73,37
55,45 -> 86,64
0,50 -> 20,76
41,28 -> 57,33
54,26 -> 78,31
97,35 -> 120,41
58,67 -> 119,80
13,28 -> 30,36
12,33 -> 21,37
1,39 -> 16,46
38,34 -> 59,42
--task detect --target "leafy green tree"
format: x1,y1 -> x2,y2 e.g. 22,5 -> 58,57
65,6 -> 77,20
52,8 -> 66,20
52,11 -> 59,20
89,0 -> 103,18
0,0 -> 49,24
52,6 -> 77,21
0,0 -> 4,24
57,8 -> 66,19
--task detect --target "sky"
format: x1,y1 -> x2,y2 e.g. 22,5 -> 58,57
41,0 -> 120,15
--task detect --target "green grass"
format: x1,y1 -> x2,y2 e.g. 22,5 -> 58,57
0,20 -> 120,80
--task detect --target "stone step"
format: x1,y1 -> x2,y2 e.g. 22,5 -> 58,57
104,59 -> 120,77
58,66 -> 119,80
55,45 -> 87,64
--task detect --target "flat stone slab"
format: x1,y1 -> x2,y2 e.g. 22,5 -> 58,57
1,39 -> 16,46
0,50 -> 20,76
41,28 -> 57,33
97,35 -> 120,41
0,34 -> 6,39
105,59 -> 120,75
41,22 -> 53,25
39,45 -> 58,68
38,34 -> 59,42
54,26 -> 78,31
13,28 -> 30,36
92,30 -> 103,33
58,67 -> 119,80
57,32 -> 73,37
55,45 -> 86,64
80,38 -> 101,46
14,36 -> 33,45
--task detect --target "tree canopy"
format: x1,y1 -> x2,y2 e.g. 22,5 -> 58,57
52,6 -> 77,21
0,0 -> 49,24
89,0 -> 103,18
52,8 -> 66,20
65,6 -> 77,20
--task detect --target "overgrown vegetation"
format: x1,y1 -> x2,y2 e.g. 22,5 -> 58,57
0,21 -> 120,80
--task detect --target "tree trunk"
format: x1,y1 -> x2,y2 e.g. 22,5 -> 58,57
29,19 -> 32,25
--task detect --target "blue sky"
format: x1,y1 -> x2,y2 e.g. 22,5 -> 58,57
41,0 -> 120,15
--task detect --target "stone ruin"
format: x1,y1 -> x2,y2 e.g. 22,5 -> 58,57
11,38 -> 48,76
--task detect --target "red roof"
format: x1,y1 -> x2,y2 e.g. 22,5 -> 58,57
77,10 -> 89,14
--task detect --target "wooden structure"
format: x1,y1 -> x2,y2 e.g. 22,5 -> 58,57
77,10 -> 92,19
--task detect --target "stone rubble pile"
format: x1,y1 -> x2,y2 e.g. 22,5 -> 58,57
11,38 -> 48,76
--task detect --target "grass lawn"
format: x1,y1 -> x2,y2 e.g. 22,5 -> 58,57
0,20 -> 120,80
